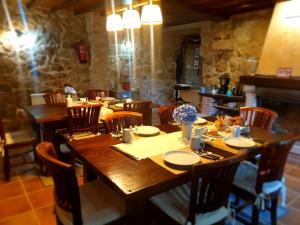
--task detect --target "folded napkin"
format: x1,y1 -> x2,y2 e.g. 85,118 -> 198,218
112,132 -> 187,160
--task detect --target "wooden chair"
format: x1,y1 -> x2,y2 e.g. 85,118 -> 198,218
150,150 -> 248,225
36,142 -> 125,225
123,100 -> 152,125
84,89 -> 108,100
44,92 -> 66,105
55,104 -> 102,159
232,135 -> 300,225
103,111 -> 142,133
157,105 -> 177,125
66,104 -> 102,137
0,119 -> 37,181
240,107 -> 278,130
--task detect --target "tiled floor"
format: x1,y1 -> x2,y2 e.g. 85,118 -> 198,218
0,153 -> 300,225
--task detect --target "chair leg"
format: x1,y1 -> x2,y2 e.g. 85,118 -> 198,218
3,149 -> 10,181
252,204 -> 259,225
271,197 -> 278,225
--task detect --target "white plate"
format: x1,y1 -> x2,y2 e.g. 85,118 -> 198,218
102,97 -> 116,101
193,117 -> 207,125
163,150 -> 200,166
114,103 -> 124,108
133,126 -> 160,136
224,137 -> 256,148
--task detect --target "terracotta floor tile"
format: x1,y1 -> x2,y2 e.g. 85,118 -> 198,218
0,181 -> 24,201
22,177 -> 44,193
0,211 -> 39,225
286,166 -> 300,179
28,187 -> 54,209
0,195 -> 31,220
35,205 -> 56,225
290,195 -> 300,209
0,177 -> 18,187
285,174 -> 300,193
279,207 -> 300,225
285,188 -> 300,206
284,162 -> 297,173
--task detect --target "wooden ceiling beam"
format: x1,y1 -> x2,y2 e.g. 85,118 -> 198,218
162,0 -> 227,20
26,0 -> 43,8
50,0 -> 80,12
226,1 -> 276,15
74,2 -> 105,15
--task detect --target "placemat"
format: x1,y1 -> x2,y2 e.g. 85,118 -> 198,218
112,132 -> 185,160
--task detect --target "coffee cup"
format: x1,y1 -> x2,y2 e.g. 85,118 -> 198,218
123,128 -> 133,144
232,125 -> 241,137
80,97 -> 87,104
194,127 -> 207,137
190,135 -> 205,151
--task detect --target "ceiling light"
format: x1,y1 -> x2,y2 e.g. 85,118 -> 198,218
106,14 -> 124,31
141,4 -> 163,25
123,9 -> 141,29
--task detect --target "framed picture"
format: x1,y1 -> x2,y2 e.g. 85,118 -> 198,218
277,68 -> 292,78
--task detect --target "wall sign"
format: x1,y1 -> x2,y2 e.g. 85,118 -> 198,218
277,68 -> 292,78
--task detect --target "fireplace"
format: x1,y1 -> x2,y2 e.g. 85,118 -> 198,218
256,87 -> 300,133
240,75 -> 300,155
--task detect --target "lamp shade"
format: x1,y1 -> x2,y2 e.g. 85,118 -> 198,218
141,4 -> 163,25
106,14 -> 123,31
123,9 -> 141,29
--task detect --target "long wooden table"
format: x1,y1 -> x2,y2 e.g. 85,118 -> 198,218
67,123 -> 289,224
24,102 -> 158,141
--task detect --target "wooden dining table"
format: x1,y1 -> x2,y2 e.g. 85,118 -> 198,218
24,104 -> 67,141
66,121 -> 290,224
24,101 -> 159,141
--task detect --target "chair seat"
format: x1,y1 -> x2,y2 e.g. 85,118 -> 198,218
150,183 -> 228,225
5,129 -> 37,147
233,161 -> 283,196
56,179 -> 125,225
57,129 -> 98,141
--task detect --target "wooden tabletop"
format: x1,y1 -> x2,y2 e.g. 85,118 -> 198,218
67,123 -> 290,201
24,104 -> 67,123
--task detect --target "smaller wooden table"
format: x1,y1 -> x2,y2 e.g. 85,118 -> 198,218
24,104 -> 67,141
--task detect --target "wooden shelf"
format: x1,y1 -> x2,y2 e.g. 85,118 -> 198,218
199,93 -> 245,102
214,105 -> 240,115
240,75 -> 300,90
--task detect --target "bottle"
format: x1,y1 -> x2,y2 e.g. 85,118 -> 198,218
66,95 -> 73,107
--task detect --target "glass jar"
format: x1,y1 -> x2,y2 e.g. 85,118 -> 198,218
246,57 -> 257,75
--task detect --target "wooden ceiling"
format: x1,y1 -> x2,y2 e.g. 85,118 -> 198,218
23,0 -> 285,26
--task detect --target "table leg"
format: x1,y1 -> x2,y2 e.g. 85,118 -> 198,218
125,199 -> 151,225
83,165 -> 97,183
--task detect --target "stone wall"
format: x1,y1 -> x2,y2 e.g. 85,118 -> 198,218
202,9 -> 272,88
87,9 -> 272,106
0,3 -> 89,130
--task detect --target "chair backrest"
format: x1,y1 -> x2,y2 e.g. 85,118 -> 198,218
66,104 -> 102,136
0,119 -> 5,143
188,150 -> 248,224
256,135 -> 300,193
44,92 -> 66,105
103,111 -> 142,133
84,89 -> 108,100
123,100 -> 152,125
36,142 -> 82,225
240,107 -> 278,130
157,105 -> 177,125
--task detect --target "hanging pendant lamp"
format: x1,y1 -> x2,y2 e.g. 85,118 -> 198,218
106,14 -> 124,31
141,4 -> 163,25
123,9 -> 141,29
